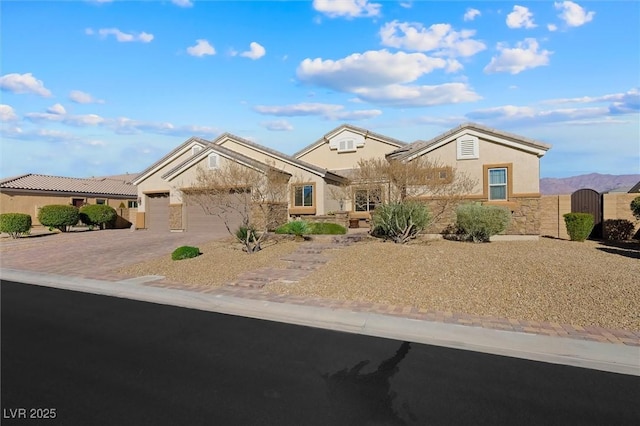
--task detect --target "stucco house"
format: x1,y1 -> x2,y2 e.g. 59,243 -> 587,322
132,123 -> 551,236
0,173 -> 138,227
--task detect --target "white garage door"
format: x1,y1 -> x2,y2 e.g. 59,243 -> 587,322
185,193 -> 248,235
146,193 -> 169,231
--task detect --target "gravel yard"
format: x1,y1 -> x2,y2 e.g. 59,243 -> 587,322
119,235 -> 640,332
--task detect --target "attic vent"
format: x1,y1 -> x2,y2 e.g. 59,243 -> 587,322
456,136 -> 479,160
192,146 -> 203,156
208,153 -> 219,169
338,139 -> 355,152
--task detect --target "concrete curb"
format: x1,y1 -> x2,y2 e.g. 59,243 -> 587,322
1,268 -> 638,376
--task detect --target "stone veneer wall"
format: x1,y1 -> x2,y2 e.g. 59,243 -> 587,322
169,204 -> 182,230
251,202 -> 288,231
422,196 -> 542,235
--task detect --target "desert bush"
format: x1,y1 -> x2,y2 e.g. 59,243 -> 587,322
455,203 -> 511,243
171,246 -> 200,260
38,205 -> 79,232
307,222 -> 347,235
79,204 -> 117,229
0,213 -> 32,238
371,201 -> 431,244
631,196 -> 640,220
603,219 -> 635,241
563,212 -> 594,242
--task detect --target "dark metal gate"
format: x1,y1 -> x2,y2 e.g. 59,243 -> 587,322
571,188 -> 602,238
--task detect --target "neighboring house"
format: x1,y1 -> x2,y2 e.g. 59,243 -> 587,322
0,174 -> 137,227
133,123 -> 551,236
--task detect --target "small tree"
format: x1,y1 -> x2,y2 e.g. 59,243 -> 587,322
79,204 -> 117,229
0,213 -> 32,238
631,196 -> 640,221
332,157 -> 477,241
183,161 -> 289,253
38,205 -> 79,232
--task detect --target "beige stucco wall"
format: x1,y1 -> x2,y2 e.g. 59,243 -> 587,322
422,137 -> 541,196
0,191 -> 134,226
296,133 -> 402,171
217,139 -> 332,215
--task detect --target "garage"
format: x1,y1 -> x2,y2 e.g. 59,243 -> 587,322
145,193 -> 170,231
184,192 -> 248,235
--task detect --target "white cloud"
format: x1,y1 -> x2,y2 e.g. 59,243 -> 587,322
69,90 -> 104,104
297,50 -> 449,92
187,39 -> 216,57
463,8 -> 481,22
547,23 -> 558,32
240,42 -> 266,60
0,104 -> 18,121
0,73 -> 52,97
171,0 -> 193,7
399,2 -> 412,9
312,0 -> 381,18
253,102 -> 381,120
484,38 -> 552,74
555,1 -> 595,27
261,120 -> 294,131
379,21 -> 486,58
353,83 -> 481,107
47,104 -> 66,115
543,88 -> 640,115
87,28 -> 154,43
506,5 -> 537,29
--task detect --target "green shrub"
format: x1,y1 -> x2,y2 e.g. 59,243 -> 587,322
0,213 -> 32,239
603,219 -> 635,241
563,212 -> 594,242
235,225 -> 259,242
275,220 -> 309,237
631,196 -> 640,220
307,222 -> 347,235
371,201 -> 431,244
455,203 -> 511,243
171,246 -> 200,260
79,204 -> 117,229
38,205 -> 79,232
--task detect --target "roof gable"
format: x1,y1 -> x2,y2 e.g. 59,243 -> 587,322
390,122 -> 552,161
213,133 -> 348,184
293,124 -> 407,159
131,136 -> 210,185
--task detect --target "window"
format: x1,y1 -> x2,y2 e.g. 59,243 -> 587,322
192,146 -> 203,155
208,153 -> 218,169
128,200 -> 138,208
338,139 -> 355,152
354,188 -> 381,212
456,135 -> 479,160
488,168 -> 507,200
96,199 -> 106,205
294,184 -> 314,207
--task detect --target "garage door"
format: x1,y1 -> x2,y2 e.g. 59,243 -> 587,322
185,193 -> 248,235
146,193 -> 169,231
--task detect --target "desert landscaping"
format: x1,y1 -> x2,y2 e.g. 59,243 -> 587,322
119,235 -> 640,332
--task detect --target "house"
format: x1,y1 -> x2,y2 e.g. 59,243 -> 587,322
0,173 -> 138,227
132,123 -> 551,236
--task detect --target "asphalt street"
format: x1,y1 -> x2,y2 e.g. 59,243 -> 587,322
2,280 -> 639,425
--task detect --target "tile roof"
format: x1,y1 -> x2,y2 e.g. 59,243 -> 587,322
0,174 -> 137,197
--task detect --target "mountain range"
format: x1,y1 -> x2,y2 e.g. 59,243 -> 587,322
540,173 -> 640,195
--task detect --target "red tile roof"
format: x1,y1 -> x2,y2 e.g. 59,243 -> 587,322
0,174 -> 137,197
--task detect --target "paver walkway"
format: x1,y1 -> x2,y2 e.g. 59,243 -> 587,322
2,228 -> 639,346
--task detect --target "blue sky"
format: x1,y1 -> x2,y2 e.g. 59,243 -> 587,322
1,0 -> 638,179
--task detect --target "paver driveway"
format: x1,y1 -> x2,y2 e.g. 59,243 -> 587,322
0,229 -> 227,281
